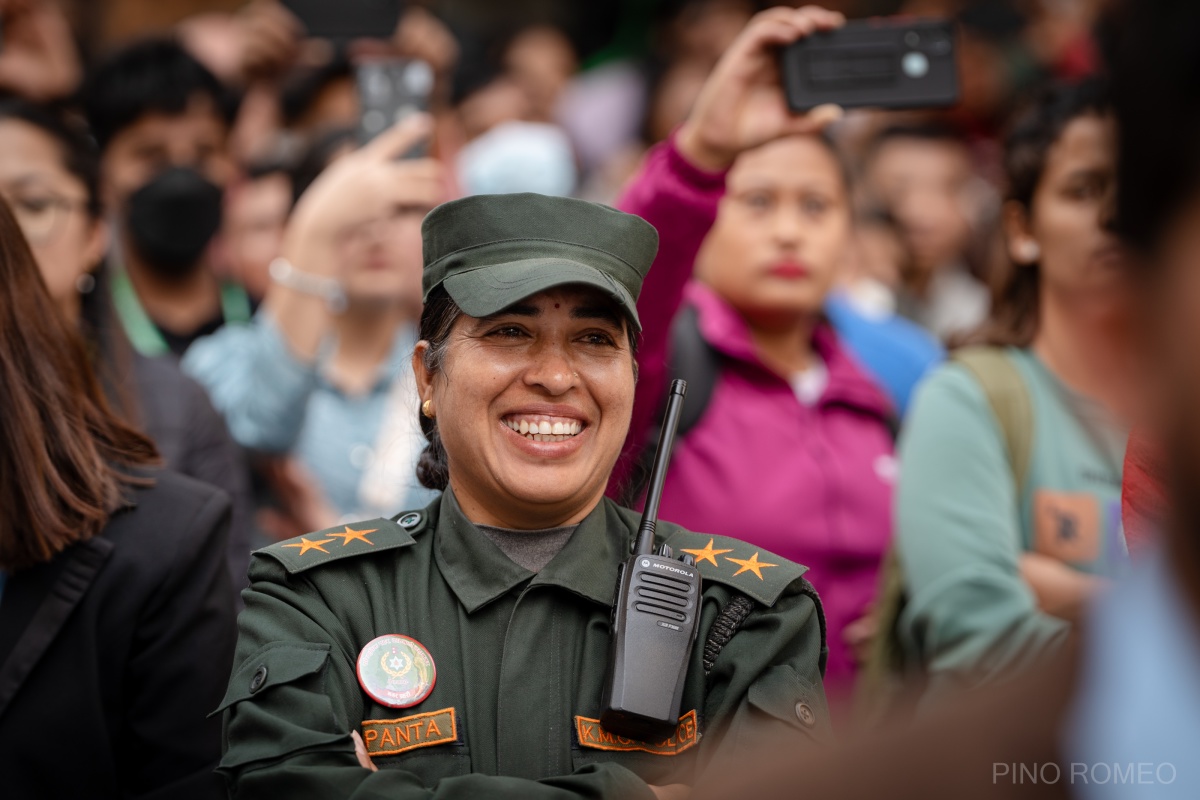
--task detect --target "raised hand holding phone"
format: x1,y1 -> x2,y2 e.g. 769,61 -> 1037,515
675,5 -> 847,173
266,113 -> 445,359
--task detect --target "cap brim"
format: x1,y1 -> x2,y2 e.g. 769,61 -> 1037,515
441,257 -> 641,330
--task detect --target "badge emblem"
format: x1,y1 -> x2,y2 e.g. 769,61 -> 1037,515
357,634 -> 437,709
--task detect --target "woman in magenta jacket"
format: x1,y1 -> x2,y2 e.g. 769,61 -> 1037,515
611,9 -> 894,701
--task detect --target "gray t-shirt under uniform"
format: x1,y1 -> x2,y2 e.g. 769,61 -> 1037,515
476,524 -> 579,573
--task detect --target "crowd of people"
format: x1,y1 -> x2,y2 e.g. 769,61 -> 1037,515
0,0 -> 1193,798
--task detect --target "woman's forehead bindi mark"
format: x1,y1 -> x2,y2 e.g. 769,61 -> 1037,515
555,303 -> 560,309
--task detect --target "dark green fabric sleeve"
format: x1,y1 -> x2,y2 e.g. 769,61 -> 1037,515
218,557 -> 655,800
691,581 -> 831,773
895,364 -> 1068,700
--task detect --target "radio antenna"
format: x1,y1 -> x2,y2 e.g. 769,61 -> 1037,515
634,379 -> 688,556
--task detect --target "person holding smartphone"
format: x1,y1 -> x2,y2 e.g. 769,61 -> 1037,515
183,117 -> 446,527
611,6 -> 895,705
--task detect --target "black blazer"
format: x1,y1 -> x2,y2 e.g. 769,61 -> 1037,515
0,469 -> 236,799
132,353 -> 254,592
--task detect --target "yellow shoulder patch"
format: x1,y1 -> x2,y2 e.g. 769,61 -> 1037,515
258,513 -> 428,574
663,530 -> 806,607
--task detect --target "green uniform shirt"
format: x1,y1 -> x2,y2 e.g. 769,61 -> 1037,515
218,490 -> 828,798
896,348 -> 1127,699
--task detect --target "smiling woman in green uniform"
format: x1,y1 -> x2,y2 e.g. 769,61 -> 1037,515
219,8 -> 846,799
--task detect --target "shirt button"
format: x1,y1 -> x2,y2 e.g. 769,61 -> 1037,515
795,701 -> 816,727
250,665 -> 268,693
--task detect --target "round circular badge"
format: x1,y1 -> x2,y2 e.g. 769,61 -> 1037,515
356,634 -> 437,709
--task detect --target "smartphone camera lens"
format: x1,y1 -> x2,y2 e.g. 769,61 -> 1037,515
904,31 -> 921,47
901,51 -> 930,78
404,61 -> 435,95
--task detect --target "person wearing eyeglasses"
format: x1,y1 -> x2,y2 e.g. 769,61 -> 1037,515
0,98 -> 255,593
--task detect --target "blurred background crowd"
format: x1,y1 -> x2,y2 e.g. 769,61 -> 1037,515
0,0 -> 1110,529
4,0 -> 1183,795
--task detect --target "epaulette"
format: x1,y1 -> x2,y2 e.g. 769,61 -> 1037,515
662,529 -> 808,607
256,510 -> 431,575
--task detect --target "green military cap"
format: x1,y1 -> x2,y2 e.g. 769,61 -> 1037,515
421,193 -> 659,330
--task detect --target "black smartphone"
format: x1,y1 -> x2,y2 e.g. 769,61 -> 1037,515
282,0 -> 404,41
356,59 -> 434,151
780,18 -> 959,112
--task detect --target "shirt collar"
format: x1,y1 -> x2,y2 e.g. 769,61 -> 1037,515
529,498 -> 627,607
434,489 -> 627,613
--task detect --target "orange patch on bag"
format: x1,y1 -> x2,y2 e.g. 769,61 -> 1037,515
575,710 -> 699,756
361,708 -> 457,756
1034,490 -> 1100,563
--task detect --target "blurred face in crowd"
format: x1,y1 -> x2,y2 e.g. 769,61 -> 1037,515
417,287 -> 635,526
0,120 -> 106,316
224,172 -> 292,301
504,26 -> 576,123
335,159 -> 443,313
869,135 -> 975,277
1007,114 -> 1127,308
457,77 -> 530,143
695,135 -> 851,328
101,94 -> 233,214
672,0 -> 755,64
648,62 -> 708,144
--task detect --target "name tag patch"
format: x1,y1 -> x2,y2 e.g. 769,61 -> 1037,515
361,707 -> 457,756
575,710 -> 699,756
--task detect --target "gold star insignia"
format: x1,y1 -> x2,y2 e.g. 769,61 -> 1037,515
327,526 -> 377,546
283,536 -> 334,556
725,551 -> 778,580
680,538 -> 733,567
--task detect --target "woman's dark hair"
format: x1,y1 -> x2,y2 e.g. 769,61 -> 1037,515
0,99 -> 102,218
0,196 -> 158,571
966,78 -> 1111,348
414,286 -> 641,491
415,287 -> 464,491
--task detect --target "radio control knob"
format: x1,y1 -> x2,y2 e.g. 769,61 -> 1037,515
680,554 -> 696,567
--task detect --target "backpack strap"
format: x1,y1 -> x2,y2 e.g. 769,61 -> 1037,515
951,346 -> 1033,491
854,346 -> 1033,724
667,303 -> 722,441
621,303 -> 723,505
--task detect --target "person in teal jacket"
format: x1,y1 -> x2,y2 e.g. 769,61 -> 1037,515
896,79 -> 1134,702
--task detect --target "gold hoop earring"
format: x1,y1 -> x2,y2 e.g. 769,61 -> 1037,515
422,400 -> 434,418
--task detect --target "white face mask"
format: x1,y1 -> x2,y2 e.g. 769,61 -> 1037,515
456,121 -> 578,198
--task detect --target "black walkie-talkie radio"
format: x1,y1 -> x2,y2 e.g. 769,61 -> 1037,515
600,380 -> 701,741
